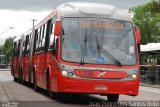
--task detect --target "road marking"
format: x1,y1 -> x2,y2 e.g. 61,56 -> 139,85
140,86 -> 160,94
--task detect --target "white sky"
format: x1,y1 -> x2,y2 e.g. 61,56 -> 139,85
0,0 -> 151,45
0,10 -> 50,45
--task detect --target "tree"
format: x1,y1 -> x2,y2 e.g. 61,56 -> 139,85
0,45 -> 4,54
129,0 -> 160,44
3,37 -> 15,62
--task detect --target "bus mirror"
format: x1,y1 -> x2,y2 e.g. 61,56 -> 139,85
135,27 -> 140,44
54,21 -> 62,36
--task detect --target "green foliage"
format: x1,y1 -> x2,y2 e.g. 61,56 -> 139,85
0,37 -> 15,62
0,45 -> 3,53
129,0 -> 160,44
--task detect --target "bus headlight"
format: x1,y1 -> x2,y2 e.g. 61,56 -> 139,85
62,70 -> 68,76
132,74 -> 137,79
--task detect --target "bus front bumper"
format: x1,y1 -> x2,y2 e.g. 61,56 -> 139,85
57,76 -> 140,96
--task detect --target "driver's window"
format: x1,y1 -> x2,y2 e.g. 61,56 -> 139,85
49,34 -> 55,50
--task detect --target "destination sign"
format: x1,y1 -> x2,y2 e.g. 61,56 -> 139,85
80,21 -> 125,30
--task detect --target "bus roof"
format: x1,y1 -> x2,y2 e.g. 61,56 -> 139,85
58,2 -> 132,22
15,2 -> 133,39
141,43 -> 160,52
13,34 -> 24,42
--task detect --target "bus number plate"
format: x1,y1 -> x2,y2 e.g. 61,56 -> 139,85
81,71 -> 94,77
94,85 -> 108,90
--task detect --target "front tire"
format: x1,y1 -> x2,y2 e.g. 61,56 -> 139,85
107,94 -> 119,102
46,70 -> 58,100
49,91 -> 59,100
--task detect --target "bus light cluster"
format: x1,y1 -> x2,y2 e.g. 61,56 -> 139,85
62,70 -> 137,80
126,74 -> 137,79
62,70 -> 75,77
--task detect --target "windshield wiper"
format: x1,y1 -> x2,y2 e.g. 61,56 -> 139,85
96,34 -> 101,57
95,32 -> 121,67
100,47 -> 122,67
80,28 -> 87,65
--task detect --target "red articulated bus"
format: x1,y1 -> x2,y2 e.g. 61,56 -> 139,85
11,2 -> 140,102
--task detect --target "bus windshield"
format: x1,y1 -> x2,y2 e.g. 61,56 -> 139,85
61,18 -> 136,65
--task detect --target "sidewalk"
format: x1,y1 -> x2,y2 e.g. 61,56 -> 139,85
140,82 -> 160,89
0,68 -> 10,71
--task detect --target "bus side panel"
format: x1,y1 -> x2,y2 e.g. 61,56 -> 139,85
23,56 -> 30,81
33,54 -> 42,87
13,57 -> 19,78
42,57 -> 48,87
33,53 -> 46,89
47,52 -> 58,92
40,53 -> 47,89
22,57 -> 26,81
32,53 -> 49,90
11,57 -> 18,77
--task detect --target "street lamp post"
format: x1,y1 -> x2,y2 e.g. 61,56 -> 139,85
0,27 -> 14,36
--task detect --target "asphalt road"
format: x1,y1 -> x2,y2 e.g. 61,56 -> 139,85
0,69 -> 160,107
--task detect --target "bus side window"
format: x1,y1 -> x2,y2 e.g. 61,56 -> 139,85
42,24 -> 47,48
36,27 -> 41,53
24,36 -> 27,56
34,24 -> 47,54
49,34 -> 55,50
25,34 -> 32,56
22,37 -> 26,56
25,35 -> 29,56
39,24 -> 47,52
49,16 -> 57,50
17,40 -> 20,57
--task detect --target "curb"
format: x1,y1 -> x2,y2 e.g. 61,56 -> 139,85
140,83 -> 160,89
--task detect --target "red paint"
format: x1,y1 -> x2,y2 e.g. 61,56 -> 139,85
57,73 -> 140,95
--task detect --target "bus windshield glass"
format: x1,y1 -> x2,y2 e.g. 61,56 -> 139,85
61,18 -> 136,65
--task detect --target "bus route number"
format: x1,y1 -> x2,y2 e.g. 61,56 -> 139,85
81,70 -> 94,77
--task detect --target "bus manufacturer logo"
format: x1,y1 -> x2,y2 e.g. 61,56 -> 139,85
89,68 -> 113,71
97,71 -> 106,77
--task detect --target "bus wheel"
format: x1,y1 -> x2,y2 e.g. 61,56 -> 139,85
14,77 -> 18,82
20,67 -> 24,84
107,94 -> 119,102
33,71 -> 38,92
18,67 -> 22,83
49,91 -> 58,100
46,70 -> 58,100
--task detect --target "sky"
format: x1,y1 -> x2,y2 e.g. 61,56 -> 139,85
0,0 -> 151,45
